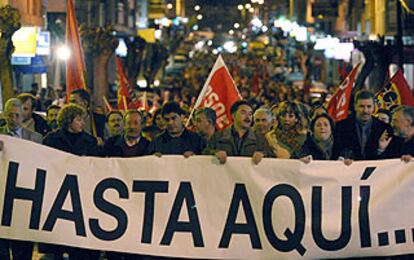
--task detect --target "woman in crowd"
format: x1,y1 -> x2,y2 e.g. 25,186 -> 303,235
266,101 -> 308,158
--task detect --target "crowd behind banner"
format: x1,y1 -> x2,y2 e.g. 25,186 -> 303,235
1,64 -> 414,258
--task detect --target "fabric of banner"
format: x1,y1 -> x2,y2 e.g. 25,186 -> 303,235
1,135 -> 414,259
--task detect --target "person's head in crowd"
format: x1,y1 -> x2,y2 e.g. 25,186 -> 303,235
142,125 -> 161,141
354,90 -> 375,124
69,89 -> 90,110
30,83 -> 39,96
46,104 -> 61,130
253,107 -> 272,134
230,100 -> 253,132
392,106 -> 414,140
123,110 -> 144,141
153,108 -> 166,131
162,102 -> 185,137
3,98 -> 23,131
194,107 -> 216,140
310,105 -> 328,119
375,108 -> 392,124
16,93 -> 36,122
276,101 -> 307,132
310,114 -> 335,142
106,110 -> 124,136
57,104 -> 87,134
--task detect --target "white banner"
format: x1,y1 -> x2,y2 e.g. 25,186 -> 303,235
1,135 -> 414,259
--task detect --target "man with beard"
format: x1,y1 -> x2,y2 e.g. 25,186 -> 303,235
104,110 -> 124,138
204,100 -> 271,164
332,90 -> 391,160
194,107 -> 216,142
46,104 -> 61,131
102,110 -> 150,157
376,106 -> 414,161
146,102 -> 205,156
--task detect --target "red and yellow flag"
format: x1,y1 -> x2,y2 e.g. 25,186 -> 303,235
116,56 -> 140,110
65,0 -> 87,100
375,69 -> 414,111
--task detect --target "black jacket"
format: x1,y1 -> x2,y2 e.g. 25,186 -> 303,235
33,112 -> 51,136
43,129 -> 99,156
294,135 -> 333,160
332,115 -> 391,160
379,136 -> 414,159
102,135 -> 150,157
146,129 -> 206,155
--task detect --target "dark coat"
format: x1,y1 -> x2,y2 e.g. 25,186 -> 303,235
43,129 -> 99,156
146,129 -> 206,155
204,126 -> 273,157
332,115 -> 391,160
33,112 -> 51,136
379,136 -> 414,159
102,135 -> 150,157
294,135 -> 334,160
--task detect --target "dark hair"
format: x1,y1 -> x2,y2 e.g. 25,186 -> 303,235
230,100 -> 252,116
195,107 -> 217,126
162,102 -> 184,116
16,93 -> 36,110
310,113 -> 335,133
70,89 -> 91,106
276,101 -> 308,131
354,89 -> 374,103
46,104 -> 61,116
106,110 -> 123,122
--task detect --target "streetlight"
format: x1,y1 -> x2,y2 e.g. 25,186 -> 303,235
194,5 -> 201,11
196,14 -> 203,20
167,3 -> 173,10
234,23 -> 240,29
229,29 -> 234,35
249,7 -> 254,13
245,3 -> 251,9
57,46 -> 70,61
237,4 -> 243,10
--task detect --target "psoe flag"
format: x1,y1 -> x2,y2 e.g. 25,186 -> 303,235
375,69 -> 414,111
190,55 -> 241,130
327,63 -> 361,122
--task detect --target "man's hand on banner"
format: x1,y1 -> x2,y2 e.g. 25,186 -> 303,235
154,152 -> 162,158
252,151 -> 264,165
215,150 -> 227,164
299,155 -> 312,164
184,151 -> 195,158
401,154 -> 413,163
378,130 -> 392,153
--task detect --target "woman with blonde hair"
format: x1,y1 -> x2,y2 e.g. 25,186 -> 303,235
266,101 -> 309,158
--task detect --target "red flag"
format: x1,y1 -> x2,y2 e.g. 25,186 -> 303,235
65,0 -> 87,100
190,55 -> 241,130
327,63 -> 361,122
116,56 -> 140,110
375,69 -> 414,111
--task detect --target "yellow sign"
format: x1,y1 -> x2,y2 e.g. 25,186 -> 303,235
138,29 -> 156,43
12,27 -> 38,57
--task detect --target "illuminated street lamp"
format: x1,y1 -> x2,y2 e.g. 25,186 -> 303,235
229,29 -> 235,35
234,23 -> 240,29
245,3 -> 251,9
249,7 -> 254,13
167,3 -> 173,9
196,14 -> 203,20
237,4 -> 243,10
57,46 -> 70,61
194,5 -> 201,11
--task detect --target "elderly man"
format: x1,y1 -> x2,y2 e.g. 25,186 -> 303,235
194,107 -> 216,142
0,98 -> 42,260
204,100 -> 272,164
377,106 -> 414,161
253,107 -> 273,135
